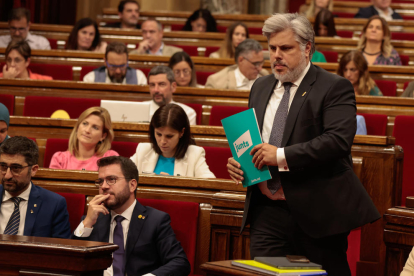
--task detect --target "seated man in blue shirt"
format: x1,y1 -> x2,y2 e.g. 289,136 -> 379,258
356,115 -> 367,135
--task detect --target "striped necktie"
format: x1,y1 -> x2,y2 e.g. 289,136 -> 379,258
4,197 -> 23,235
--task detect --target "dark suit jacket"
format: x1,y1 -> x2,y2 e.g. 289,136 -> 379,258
354,5 -> 403,19
242,64 -> 380,239
0,183 -> 71,238
72,200 -> 191,276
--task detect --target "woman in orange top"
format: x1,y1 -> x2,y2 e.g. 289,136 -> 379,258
0,40 -> 53,80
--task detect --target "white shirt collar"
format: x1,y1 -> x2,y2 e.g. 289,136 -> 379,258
373,6 -> 394,21
110,199 -> 136,223
235,66 -> 257,89
3,181 -> 32,202
275,61 -> 311,90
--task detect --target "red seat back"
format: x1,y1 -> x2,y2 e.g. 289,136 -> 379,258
332,12 -> 356,18
248,27 -> 262,35
44,138 -> 69,167
137,198 -> 199,275
204,46 -> 220,57
217,25 -> 227,33
400,54 -> 410,66
171,45 -> 199,57
391,32 -> 414,41
196,71 -> 214,86
320,51 -> 338,63
111,141 -> 139,158
23,96 -> 101,118
357,113 -> 388,136
393,116 -> 414,205
347,228 -> 361,276
337,30 -> 354,38
56,192 -> 86,232
203,146 -> 232,179
47,38 -> 58,49
209,106 -> 249,126
171,24 -> 184,31
374,80 -> 397,97
184,103 -> 202,125
80,66 -> 98,80
0,94 -> 14,115
28,63 -> 73,81
140,67 -> 151,78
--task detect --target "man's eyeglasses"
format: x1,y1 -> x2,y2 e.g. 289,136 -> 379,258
243,57 -> 265,68
0,164 -> 31,175
106,61 -> 128,69
173,69 -> 192,77
9,27 -> 28,33
94,176 -> 129,187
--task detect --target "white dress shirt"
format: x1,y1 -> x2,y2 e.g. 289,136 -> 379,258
0,32 -> 51,50
261,61 -> 311,172
234,67 -> 257,91
146,100 -> 197,125
373,6 -> 395,21
0,183 -> 32,235
83,68 -> 148,85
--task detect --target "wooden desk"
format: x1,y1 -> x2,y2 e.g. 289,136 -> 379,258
0,234 -> 117,275
200,260 -> 269,276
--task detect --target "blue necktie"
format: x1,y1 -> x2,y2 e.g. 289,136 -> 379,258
113,215 -> 125,276
267,82 -> 293,195
4,197 -> 22,235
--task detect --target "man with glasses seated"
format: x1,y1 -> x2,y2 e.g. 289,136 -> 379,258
205,39 -> 269,90
72,156 -> 191,276
0,8 -> 50,50
83,41 -> 147,84
0,136 -> 71,238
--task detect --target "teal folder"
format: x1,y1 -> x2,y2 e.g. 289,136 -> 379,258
221,108 -> 271,187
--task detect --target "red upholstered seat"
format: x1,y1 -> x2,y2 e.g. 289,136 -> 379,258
80,66 -> 98,80
248,27 -> 263,35
393,116 -> 414,205
170,24 -> 184,31
374,80 -> 397,97
320,51 -> 338,63
391,32 -> 414,41
203,146 -> 232,179
47,38 -> 58,49
56,192 -> 86,232
28,63 -> 73,81
171,45 -> 199,57
204,46 -> 220,57
217,25 -> 227,33
111,141 -> 139,158
357,113 -> 388,136
137,198 -> 199,276
196,71 -> 214,86
332,12 -> 356,18
23,96 -> 100,118
347,228 -> 361,276
44,138 -> 68,167
0,94 -> 14,115
209,106 -> 249,126
336,30 -> 354,38
140,67 -> 150,77
184,103 -> 202,125
400,55 -> 410,66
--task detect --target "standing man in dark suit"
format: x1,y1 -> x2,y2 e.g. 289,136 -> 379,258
72,156 -> 190,276
0,136 -> 71,238
227,13 -> 380,276
354,0 -> 402,20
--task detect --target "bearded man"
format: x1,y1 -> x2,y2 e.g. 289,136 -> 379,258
72,156 -> 190,276
226,13 -> 380,276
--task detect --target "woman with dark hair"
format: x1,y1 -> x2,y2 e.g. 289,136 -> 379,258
181,9 -> 217,32
337,50 -> 382,96
314,9 -> 337,37
209,21 -> 248,59
66,18 -> 107,53
130,104 -> 215,178
168,52 -> 200,87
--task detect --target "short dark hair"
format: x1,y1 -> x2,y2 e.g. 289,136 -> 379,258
97,156 -> 139,196
182,9 -> 217,32
118,0 -> 140,13
5,40 -> 31,61
66,18 -> 101,51
8,8 -> 30,22
0,136 -> 38,166
314,9 -> 337,37
148,65 -> 176,84
149,104 -> 195,159
234,39 -> 262,63
105,41 -> 128,60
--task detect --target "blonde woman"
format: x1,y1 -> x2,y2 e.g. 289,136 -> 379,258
209,22 -> 249,59
301,0 -> 333,19
49,107 -> 119,171
337,51 -> 383,96
357,15 -> 401,66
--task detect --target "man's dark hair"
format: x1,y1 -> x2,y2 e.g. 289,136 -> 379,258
118,0 -> 140,13
234,39 -> 263,64
0,136 -> 38,166
8,8 -> 30,23
97,156 -> 139,196
148,65 -> 175,84
105,41 -> 129,60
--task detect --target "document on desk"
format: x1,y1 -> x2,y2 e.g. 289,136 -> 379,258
231,260 -> 327,275
221,108 -> 271,188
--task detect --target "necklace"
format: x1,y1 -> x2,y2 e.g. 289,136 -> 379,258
363,50 -> 381,56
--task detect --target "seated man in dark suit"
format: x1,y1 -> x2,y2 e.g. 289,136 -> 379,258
355,0 -> 402,20
104,0 -> 141,29
0,136 -> 71,238
72,156 -> 190,276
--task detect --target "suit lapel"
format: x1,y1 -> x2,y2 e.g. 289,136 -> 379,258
256,77 -> 278,131
24,183 -> 41,236
125,200 -> 147,262
174,153 -> 188,176
142,149 -> 158,173
281,64 -> 317,146
0,185 -> 4,204
94,213 -> 111,242
228,68 -> 237,90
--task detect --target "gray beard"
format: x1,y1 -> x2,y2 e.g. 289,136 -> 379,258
272,53 -> 307,83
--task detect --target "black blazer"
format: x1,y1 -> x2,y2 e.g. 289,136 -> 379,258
241,64 -> 380,239
72,200 -> 190,276
354,5 -> 403,19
